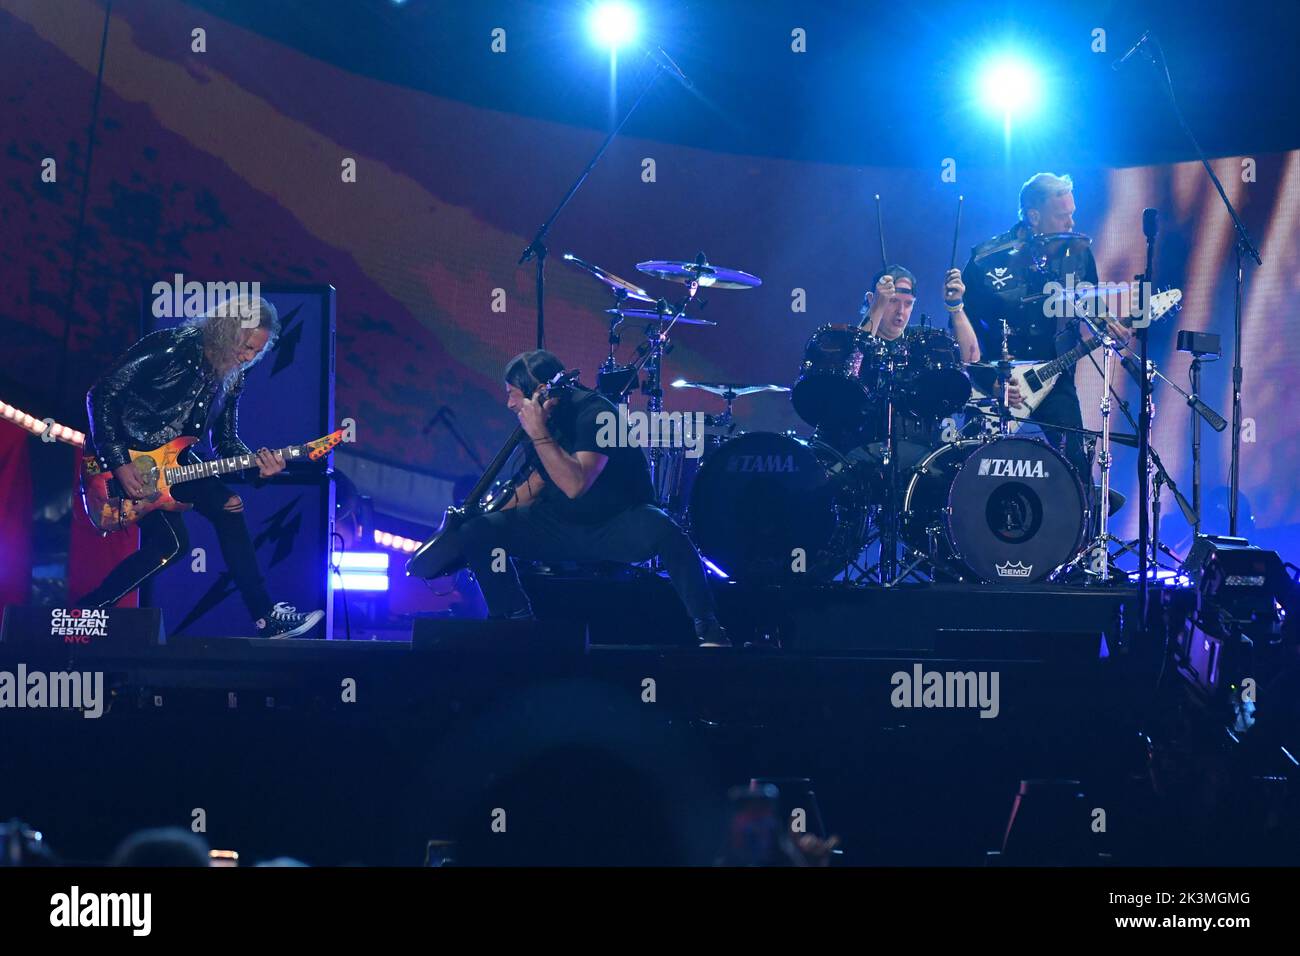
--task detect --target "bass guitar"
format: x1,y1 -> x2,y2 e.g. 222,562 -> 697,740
406,368 -> 578,579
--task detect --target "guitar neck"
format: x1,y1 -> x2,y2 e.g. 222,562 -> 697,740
164,444 -> 305,486
1033,292 -> 1177,381
1037,337 -> 1100,381
466,427 -> 528,515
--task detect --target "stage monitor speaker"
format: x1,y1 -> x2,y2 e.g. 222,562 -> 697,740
141,284 -> 337,638
1,605 -> 165,657
1179,534 -> 1292,633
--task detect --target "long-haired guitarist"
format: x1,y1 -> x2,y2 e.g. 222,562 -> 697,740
435,349 -> 729,648
74,295 -> 324,638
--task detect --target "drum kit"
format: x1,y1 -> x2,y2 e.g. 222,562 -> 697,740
561,245 -> 1112,589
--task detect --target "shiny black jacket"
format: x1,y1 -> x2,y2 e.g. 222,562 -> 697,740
961,221 -> 1098,365
85,326 -> 252,472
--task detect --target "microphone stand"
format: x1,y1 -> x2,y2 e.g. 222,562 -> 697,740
518,55 -> 674,349
1134,37 -> 1261,534
425,408 -> 487,472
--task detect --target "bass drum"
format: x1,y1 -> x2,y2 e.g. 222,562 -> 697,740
688,432 -> 866,582
900,437 -> 1087,583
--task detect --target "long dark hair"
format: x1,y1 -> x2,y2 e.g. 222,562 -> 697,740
503,349 -> 565,399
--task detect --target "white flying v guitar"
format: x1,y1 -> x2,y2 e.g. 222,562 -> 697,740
970,288 -> 1182,430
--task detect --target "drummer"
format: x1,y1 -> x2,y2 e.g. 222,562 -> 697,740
861,265 -> 980,359
830,265 -> 975,468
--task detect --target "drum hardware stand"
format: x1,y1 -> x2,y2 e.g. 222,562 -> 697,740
997,319 -> 1014,436
1078,332 -> 1203,576
1062,319 -> 1121,585
878,352 -> 903,586
611,286 -> 700,507
701,386 -> 741,434
885,477 -> 939,587
646,288 -> 703,506
888,547 -> 932,586
598,291 -> 634,403
841,540 -> 876,585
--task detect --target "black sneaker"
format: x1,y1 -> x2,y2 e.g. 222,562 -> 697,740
256,602 -> 324,639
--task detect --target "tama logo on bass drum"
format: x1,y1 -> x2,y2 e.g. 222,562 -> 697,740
977,458 -> 1049,478
726,454 -> 798,474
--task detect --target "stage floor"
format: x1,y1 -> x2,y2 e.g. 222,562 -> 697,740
6,579 -> 1294,867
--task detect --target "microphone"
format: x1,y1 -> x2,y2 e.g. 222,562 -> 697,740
1112,30 -> 1152,71
647,46 -> 694,90
1143,207 -> 1159,238
1188,394 -> 1228,432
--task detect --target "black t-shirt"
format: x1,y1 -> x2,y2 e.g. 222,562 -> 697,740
961,222 -> 1099,384
524,389 -> 655,525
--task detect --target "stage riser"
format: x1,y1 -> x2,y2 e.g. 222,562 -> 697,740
521,574 -> 1135,660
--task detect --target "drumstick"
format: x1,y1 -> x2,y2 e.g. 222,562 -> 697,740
874,194 -> 888,270
949,195 -> 964,271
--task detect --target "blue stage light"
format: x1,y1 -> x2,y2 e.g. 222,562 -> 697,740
333,551 -> 390,592
588,2 -> 639,50
976,56 -> 1042,119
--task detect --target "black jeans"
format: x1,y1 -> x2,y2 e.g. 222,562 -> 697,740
1030,385 -> 1091,484
75,476 -> 273,622
451,503 -> 717,623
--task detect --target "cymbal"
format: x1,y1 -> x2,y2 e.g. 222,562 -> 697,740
605,308 -> 717,327
636,259 -> 762,290
671,379 -> 790,397
563,253 -> 655,303
1019,231 -> 1092,260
